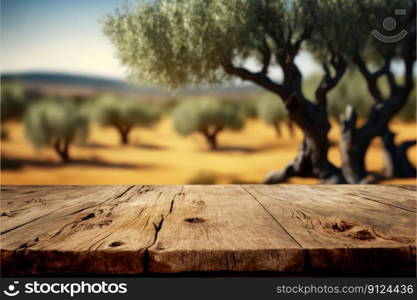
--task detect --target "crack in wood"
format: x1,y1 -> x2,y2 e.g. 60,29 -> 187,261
87,232 -> 114,252
65,185 -> 135,217
1,207 -> 66,235
357,195 -> 416,213
142,186 -> 183,273
240,185 -> 304,248
1,185 -> 415,275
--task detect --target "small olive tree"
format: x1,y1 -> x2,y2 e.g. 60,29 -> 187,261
172,98 -> 244,150
24,99 -> 88,162
1,80 -> 27,139
94,95 -> 161,145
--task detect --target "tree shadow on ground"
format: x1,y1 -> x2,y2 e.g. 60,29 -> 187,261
213,146 -> 257,153
79,142 -> 167,151
77,142 -> 111,149
131,143 -> 167,150
1,155 -> 153,170
205,143 -> 297,154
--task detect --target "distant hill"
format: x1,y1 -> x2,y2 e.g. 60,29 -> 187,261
1,71 -> 263,101
2,72 -> 128,88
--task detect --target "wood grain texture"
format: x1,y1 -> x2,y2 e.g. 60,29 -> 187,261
1,185 -> 181,274
148,185 -> 303,273
1,185 -> 415,275
244,185 -> 416,273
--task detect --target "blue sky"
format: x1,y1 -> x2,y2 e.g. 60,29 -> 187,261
1,0 -> 128,78
0,0 -> 322,80
1,0 -> 412,81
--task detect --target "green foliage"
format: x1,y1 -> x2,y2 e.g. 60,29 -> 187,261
309,0 -> 415,62
23,98 -> 88,160
93,94 -> 162,144
304,72 -> 372,121
157,99 -> 180,114
103,0 -> 415,143
237,98 -> 259,119
303,71 -> 416,122
364,0 -> 415,62
1,80 -> 27,122
103,0 -> 316,89
172,98 -> 244,137
256,94 -> 288,126
94,95 -> 161,129
327,72 -> 373,120
308,0 -> 369,61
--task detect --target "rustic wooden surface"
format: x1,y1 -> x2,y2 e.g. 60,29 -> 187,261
1,185 -> 415,275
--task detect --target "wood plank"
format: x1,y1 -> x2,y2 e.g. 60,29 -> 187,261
326,185 -> 416,212
1,185 -> 181,275
244,185 -> 416,273
148,185 -> 304,273
1,185 -> 415,275
0,185 -> 131,234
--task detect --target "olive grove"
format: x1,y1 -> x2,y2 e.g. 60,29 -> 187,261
103,0 -> 416,183
94,95 -> 161,145
1,80 -> 27,139
172,98 -> 244,150
24,99 -> 88,162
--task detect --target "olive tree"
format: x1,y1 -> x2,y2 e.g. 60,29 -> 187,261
172,98 -> 244,150
104,0 -> 352,183
1,80 -> 27,139
24,99 -> 88,162
94,95 -> 161,145
337,0 -> 416,182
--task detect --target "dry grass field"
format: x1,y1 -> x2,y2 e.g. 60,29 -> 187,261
1,119 -> 416,185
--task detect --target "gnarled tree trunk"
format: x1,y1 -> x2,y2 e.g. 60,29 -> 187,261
341,31 -> 416,183
263,52 -> 347,184
222,34 -> 347,184
339,106 -> 371,183
54,139 -> 71,163
341,7 -> 416,183
206,134 -> 218,150
274,122 -> 282,138
265,95 -> 345,184
381,127 -> 416,178
202,127 -> 222,151
116,125 -> 132,145
287,120 -> 295,138
120,130 -> 129,145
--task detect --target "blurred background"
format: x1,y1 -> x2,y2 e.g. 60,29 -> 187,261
1,0 -> 416,185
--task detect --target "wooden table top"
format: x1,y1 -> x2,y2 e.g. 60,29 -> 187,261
1,185 -> 416,276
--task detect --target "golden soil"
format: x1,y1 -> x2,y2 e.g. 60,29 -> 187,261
1,119 -> 416,185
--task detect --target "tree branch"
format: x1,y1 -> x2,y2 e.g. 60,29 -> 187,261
293,25 -> 312,55
315,53 -> 347,105
259,39 -> 271,74
353,51 -> 388,104
222,61 -> 289,99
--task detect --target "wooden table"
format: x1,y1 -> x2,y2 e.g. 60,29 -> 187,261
1,185 -> 416,276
